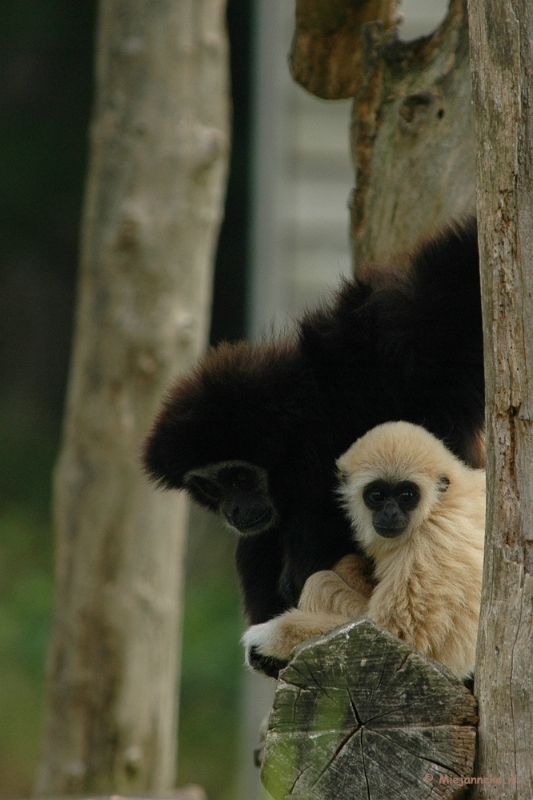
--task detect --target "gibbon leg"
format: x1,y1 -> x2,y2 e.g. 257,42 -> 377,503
243,555 -> 373,669
242,607 -> 351,665
298,554 -> 373,618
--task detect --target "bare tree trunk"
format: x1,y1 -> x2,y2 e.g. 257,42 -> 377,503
468,1 -> 533,796
350,0 -> 474,269
290,0 -> 400,99
35,0 -> 229,794
290,0 -> 475,272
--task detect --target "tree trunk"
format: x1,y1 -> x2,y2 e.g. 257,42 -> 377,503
468,1 -> 533,796
35,0 -> 229,794
290,0 -> 475,272
262,620 -> 477,800
349,0 -> 474,270
290,0 -> 400,99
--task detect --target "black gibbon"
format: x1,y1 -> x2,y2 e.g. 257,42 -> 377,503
242,422 -> 485,681
143,220 -> 484,626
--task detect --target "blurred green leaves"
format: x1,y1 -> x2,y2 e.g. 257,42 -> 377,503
0,510 -> 52,672
178,509 -> 244,800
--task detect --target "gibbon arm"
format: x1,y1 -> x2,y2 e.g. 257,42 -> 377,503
243,554 -> 372,664
298,554 -> 373,617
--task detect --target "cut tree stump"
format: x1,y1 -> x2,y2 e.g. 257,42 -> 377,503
261,619 -> 478,800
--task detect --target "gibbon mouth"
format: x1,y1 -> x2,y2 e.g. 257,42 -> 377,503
374,525 -> 406,539
236,509 -> 275,534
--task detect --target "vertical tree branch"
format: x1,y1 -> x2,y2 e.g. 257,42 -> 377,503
289,0 -> 475,269
290,0 -> 399,99
468,0 -> 533,796
350,0 -> 474,270
35,0 -> 229,794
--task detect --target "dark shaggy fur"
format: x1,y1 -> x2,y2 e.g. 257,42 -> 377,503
143,220 -> 484,624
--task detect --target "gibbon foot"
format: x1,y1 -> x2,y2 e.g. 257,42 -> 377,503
242,608 -> 350,675
247,645 -> 287,679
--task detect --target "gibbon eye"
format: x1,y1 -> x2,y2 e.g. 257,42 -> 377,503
368,490 -> 384,504
192,477 -> 222,500
233,469 -> 256,490
396,483 -> 420,508
363,484 -> 386,508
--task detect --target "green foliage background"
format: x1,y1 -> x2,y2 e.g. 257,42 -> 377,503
0,2 -> 251,798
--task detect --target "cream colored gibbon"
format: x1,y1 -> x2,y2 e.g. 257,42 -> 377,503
242,421 -> 486,681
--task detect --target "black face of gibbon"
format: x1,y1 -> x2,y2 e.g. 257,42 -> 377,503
184,461 -> 276,535
363,480 -> 420,537
143,219 -> 484,624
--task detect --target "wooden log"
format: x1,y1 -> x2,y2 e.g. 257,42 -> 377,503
289,0 -> 399,99
261,619 -> 477,800
289,0 -> 476,277
350,0 -> 475,270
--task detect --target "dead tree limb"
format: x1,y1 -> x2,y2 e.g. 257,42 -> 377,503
291,0 -> 475,270
290,0 -> 400,99
350,0 -> 474,269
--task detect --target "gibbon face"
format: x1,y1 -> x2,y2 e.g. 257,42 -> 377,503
362,479 -> 421,537
337,421 -> 455,554
183,461 -> 276,535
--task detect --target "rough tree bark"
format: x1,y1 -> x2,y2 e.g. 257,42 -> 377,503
468,1 -> 533,797
290,0 -> 400,99
35,0 -> 229,794
290,0 -> 475,270
349,0 -> 474,269
262,620 -> 477,800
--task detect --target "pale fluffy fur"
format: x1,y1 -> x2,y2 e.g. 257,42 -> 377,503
243,422 -> 485,680
242,554 -> 372,668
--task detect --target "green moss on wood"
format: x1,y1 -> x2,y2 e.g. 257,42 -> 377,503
262,619 -> 477,800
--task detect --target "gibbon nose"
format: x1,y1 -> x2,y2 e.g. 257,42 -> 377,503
227,504 -> 256,530
382,499 -> 400,522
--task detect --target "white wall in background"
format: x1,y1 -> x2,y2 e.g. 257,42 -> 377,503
247,0 -> 352,337
400,0 -> 448,39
